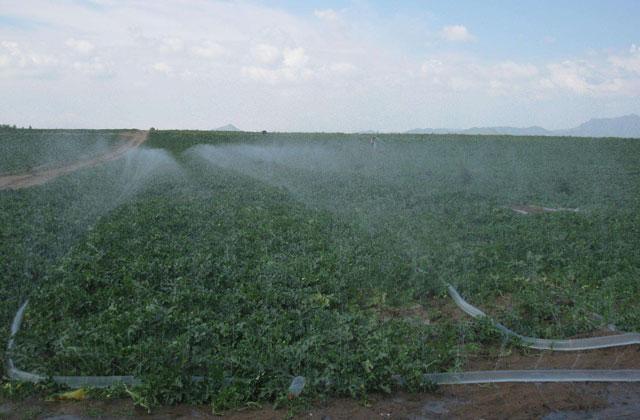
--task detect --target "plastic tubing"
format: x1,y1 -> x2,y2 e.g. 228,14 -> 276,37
6,302 -> 280,389
446,284 -> 640,351
5,301 -> 141,388
423,369 -> 640,385
8,290 -> 640,388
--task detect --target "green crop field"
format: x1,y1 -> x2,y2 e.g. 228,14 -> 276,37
1,129 -> 639,408
0,127 -> 125,174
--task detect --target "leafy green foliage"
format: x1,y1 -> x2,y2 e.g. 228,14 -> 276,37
1,129 -> 639,408
0,128 -> 123,173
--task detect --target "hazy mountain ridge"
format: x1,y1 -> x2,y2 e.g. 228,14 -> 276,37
214,124 -> 241,131
407,114 -> 640,138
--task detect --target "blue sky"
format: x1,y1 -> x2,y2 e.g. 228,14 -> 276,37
263,0 -> 640,58
0,0 -> 639,130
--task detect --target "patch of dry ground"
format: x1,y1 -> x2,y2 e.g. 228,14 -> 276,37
2,383 -> 638,419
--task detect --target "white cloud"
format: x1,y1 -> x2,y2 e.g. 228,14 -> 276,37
314,9 -> 339,21
419,57 -> 542,96
179,69 -> 195,79
242,47 -> 314,84
0,1 -> 639,131
190,42 -> 225,59
542,59 -> 637,96
241,65 -> 313,84
416,49 -> 640,99
241,66 -> 279,84
329,62 -> 357,75
608,45 -> 640,74
440,25 -> 475,42
151,62 -> 172,74
73,57 -> 114,77
282,47 -> 308,68
421,59 -> 444,75
159,37 -> 184,53
547,61 -> 598,93
1,41 -> 20,54
66,38 -> 95,54
243,47 -> 359,85
252,44 -> 280,65
0,41 -> 58,77
609,56 -> 640,73
421,56 -> 477,91
492,61 -> 539,79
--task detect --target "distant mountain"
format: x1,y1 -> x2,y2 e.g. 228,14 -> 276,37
465,126 -> 552,136
406,128 -> 454,134
407,114 -> 640,138
214,124 -> 241,131
558,115 -> 640,138
406,126 -> 551,136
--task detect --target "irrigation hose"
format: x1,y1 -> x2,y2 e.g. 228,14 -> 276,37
5,301 -> 266,389
5,301 -> 140,387
446,284 -> 640,351
423,369 -> 640,385
6,289 -> 640,387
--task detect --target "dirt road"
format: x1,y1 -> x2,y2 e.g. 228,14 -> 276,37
0,130 -> 148,190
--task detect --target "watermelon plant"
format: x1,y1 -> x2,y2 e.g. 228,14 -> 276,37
1,129 -> 639,408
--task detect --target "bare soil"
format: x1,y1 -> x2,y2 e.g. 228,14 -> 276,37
0,130 -> 148,190
2,383 -> 638,419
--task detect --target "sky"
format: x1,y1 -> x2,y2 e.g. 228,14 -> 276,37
1,0 -> 639,131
